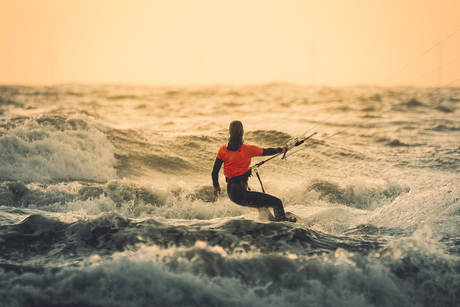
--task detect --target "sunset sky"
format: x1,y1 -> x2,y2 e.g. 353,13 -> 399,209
1,0 -> 460,87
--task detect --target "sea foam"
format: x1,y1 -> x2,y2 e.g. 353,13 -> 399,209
0,115 -> 116,182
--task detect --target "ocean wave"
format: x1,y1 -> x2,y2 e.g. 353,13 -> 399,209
0,176 -> 409,224
386,139 -> 411,147
106,128 -> 209,178
399,98 -> 426,108
434,105 -> 454,113
364,182 -> 460,233
0,114 -> 116,182
0,211 -> 381,266
0,220 -> 458,307
245,130 -> 292,147
426,124 -> 460,131
0,97 -> 25,109
0,180 -> 231,220
1,249 -> 457,307
294,178 -> 409,210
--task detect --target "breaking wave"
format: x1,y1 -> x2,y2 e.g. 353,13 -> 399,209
0,115 -> 116,182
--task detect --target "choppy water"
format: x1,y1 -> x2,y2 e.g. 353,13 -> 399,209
1,84 -> 459,306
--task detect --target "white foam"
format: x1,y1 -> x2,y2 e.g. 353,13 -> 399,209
364,182 -> 460,233
2,234 -> 458,307
0,115 -> 117,182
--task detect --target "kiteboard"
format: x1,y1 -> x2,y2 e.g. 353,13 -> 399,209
258,208 -> 304,224
285,211 -> 305,224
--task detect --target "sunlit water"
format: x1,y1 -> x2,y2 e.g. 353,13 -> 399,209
1,84 -> 459,306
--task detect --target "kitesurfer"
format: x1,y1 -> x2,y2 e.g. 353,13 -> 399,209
211,120 -> 295,222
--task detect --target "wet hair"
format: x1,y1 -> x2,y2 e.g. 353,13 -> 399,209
227,120 -> 244,151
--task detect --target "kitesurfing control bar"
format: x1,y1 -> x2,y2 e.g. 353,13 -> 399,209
282,131 -> 317,159
250,131 -> 317,193
251,131 -> 318,169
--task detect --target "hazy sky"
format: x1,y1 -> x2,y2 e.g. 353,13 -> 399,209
1,0 -> 460,87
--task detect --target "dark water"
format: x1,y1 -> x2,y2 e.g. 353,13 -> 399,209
0,84 -> 459,306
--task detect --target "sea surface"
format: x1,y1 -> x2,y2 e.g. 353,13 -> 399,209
0,84 -> 459,306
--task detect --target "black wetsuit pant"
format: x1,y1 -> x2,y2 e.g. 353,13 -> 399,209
227,178 -> 286,221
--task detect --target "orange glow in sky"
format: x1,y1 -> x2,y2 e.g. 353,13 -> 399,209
1,0 -> 460,87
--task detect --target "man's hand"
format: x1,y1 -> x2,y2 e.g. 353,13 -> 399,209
213,186 -> 221,197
